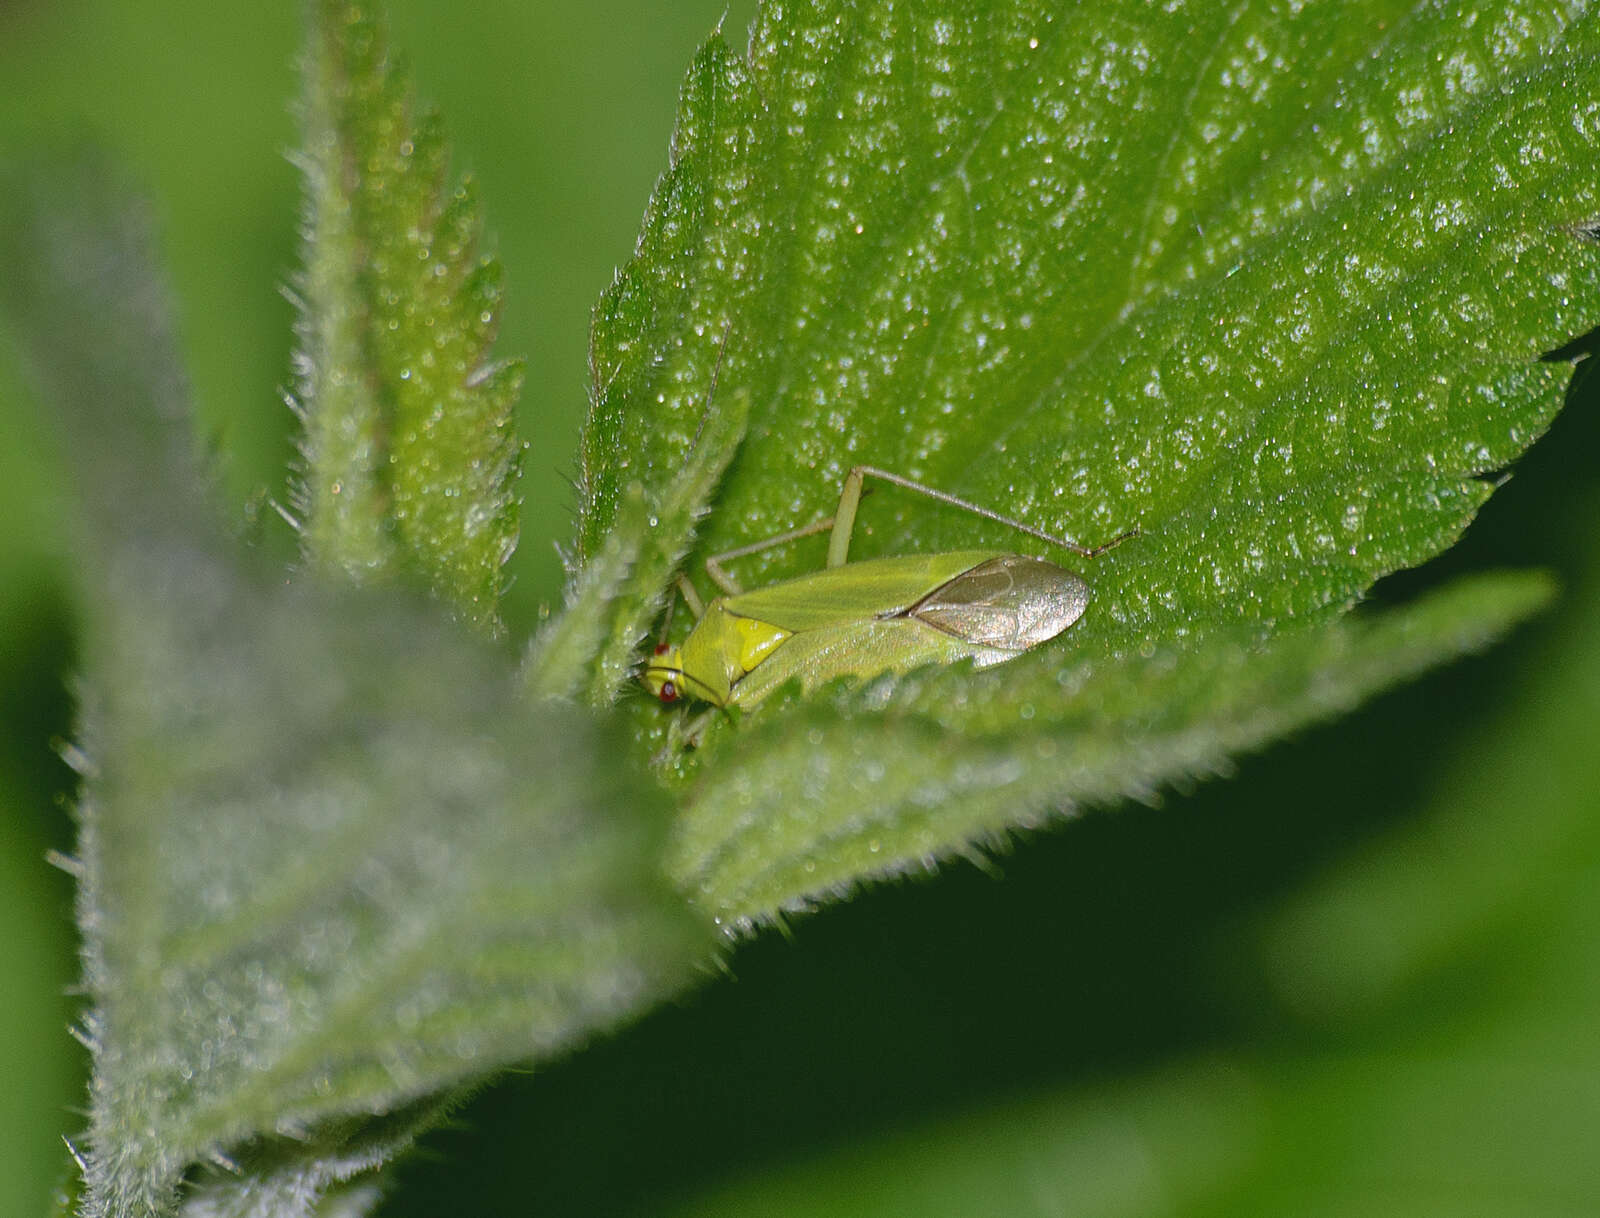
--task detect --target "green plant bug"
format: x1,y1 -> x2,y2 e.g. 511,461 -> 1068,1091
642,465 -> 1135,719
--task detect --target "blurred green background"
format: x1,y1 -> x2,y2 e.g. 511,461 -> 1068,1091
2,3 -> 1597,1215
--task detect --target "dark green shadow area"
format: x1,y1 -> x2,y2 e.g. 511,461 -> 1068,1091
0,576 -> 82,1218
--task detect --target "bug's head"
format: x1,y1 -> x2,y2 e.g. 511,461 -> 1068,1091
642,642 -> 687,705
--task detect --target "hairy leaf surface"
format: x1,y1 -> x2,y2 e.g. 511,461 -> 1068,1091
2,165 -> 705,1218
558,0 -> 1600,917
294,0 -> 523,633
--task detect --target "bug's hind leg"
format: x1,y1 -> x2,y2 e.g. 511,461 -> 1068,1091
844,464 -> 1140,558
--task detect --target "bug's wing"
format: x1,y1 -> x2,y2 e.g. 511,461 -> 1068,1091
727,617 -> 982,708
723,551 -> 1008,633
906,555 -> 1089,650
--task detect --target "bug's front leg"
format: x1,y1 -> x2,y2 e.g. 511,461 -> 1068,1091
703,513 -> 840,595
657,705 -> 735,756
674,574 -> 705,619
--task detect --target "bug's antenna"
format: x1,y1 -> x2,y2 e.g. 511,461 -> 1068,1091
689,319 -> 736,452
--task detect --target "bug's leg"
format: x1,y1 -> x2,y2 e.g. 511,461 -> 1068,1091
825,466 -> 866,568
675,574 -> 705,620
652,704 -> 736,762
848,464 -> 1139,558
655,583 -> 678,649
704,513 -> 839,594
653,576 -> 704,658
677,707 -> 722,749
652,713 -> 694,765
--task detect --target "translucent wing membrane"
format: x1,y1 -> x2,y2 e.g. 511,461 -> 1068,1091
905,555 -> 1090,651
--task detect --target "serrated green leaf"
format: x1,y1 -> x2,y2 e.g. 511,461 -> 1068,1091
568,2 -> 1600,913
2,168 -> 707,1218
293,0 -> 523,634
576,34 -> 766,567
177,1092 -> 450,1218
528,24 -> 765,705
526,380 -> 750,705
676,570 -> 1554,924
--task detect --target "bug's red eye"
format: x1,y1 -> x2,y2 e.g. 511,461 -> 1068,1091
654,642 -> 671,656
659,681 -> 678,704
